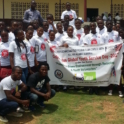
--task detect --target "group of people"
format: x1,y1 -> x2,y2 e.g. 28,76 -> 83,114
0,0 -> 124,123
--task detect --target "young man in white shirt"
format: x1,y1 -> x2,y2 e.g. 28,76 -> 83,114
61,2 -> 77,27
96,19 -> 107,35
84,22 -> 104,45
55,22 -> 67,42
9,21 -> 19,42
0,66 -> 30,123
74,18 -> 84,40
79,25 -> 90,45
102,20 -> 119,43
42,21 -> 49,42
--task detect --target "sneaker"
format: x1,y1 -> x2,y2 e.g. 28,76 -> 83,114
63,86 -> 67,91
119,91 -> 123,98
0,116 -> 8,123
108,90 -> 112,96
89,88 -> 94,95
28,105 -> 36,111
37,101 -> 45,108
17,107 -> 25,113
8,112 -> 23,117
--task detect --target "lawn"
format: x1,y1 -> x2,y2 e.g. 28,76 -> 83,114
1,88 -> 124,124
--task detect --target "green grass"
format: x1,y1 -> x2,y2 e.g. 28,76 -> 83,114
1,89 -> 124,124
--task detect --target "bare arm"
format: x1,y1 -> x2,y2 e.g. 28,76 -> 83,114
4,90 -> 29,105
9,52 -> 14,69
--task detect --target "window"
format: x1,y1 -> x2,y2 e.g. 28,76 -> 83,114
11,2 -> 49,19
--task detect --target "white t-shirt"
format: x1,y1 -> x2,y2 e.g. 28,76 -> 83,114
115,15 -> 122,21
102,31 -> 119,43
84,33 -> 104,45
42,31 -> 49,42
0,42 -> 11,66
61,10 -> 77,27
33,30 -> 37,36
96,26 -> 107,35
0,76 -> 22,100
48,23 -> 56,32
24,39 -> 35,67
31,35 -> 47,62
79,33 -> 88,45
9,41 -> 27,68
9,32 -> 15,42
55,32 -> 67,42
74,28 -> 84,40
60,35 -> 78,46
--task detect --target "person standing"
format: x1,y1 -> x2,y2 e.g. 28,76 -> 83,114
23,0 -> 43,26
61,2 -> 77,28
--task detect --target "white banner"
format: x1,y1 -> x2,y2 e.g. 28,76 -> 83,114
46,42 -> 123,86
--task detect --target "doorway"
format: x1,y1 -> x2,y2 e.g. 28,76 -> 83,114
87,8 -> 98,22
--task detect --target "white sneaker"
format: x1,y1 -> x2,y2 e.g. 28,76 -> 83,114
0,116 -> 8,123
108,90 -> 112,96
63,86 -> 67,90
17,107 -> 25,113
8,112 -> 23,117
119,91 -> 123,98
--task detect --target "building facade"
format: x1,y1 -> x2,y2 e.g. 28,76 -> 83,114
0,0 -> 124,21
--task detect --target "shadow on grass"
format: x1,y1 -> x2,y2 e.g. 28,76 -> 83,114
33,103 -> 58,115
6,112 -> 34,124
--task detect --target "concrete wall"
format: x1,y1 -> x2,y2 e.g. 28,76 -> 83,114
1,0 -> 124,19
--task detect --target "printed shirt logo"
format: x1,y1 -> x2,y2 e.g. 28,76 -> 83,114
1,50 -> 9,58
50,46 -> 56,53
91,39 -> 97,44
69,14 -> 73,19
21,54 -> 26,61
109,39 -> 114,43
30,46 -> 34,53
36,80 -> 45,89
41,43 -> 45,50
44,38 -> 48,42
77,34 -> 81,40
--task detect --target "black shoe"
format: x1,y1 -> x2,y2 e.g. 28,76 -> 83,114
89,88 -> 94,95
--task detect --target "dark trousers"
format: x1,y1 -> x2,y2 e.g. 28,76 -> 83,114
0,98 -> 19,116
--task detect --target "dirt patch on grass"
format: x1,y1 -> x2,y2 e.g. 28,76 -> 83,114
102,101 -> 116,120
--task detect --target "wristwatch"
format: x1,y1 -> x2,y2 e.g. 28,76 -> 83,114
19,90 -> 22,93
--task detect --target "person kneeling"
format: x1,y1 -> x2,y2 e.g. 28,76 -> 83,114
0,66 -> 30,123
27,62 -> 56,108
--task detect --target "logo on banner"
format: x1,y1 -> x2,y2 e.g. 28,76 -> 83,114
91,39 -> 97,44
30,46 -> 34,53
77,34 -> 81,40
55,70 -> 63,79
41,43 -> 45,50
84,72 -> 96,80
111,66 -> 116,77
50,46 -> 56,53
73,73 -> 84,81
1,50 -> 9,58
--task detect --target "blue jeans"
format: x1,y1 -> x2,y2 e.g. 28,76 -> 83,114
0,98 -> 19,116
21,67 -> 28,84
28,89 -> 56,104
